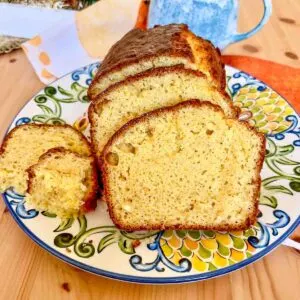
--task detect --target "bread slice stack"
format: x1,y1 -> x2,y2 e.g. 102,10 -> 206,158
100,101 -> 265,230
0,124 -> 98,218
88,24 -> 265,230
89,66 -> 237,156
88,24 -> 225,101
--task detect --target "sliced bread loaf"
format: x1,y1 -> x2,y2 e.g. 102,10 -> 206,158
26,148 -> 98,218
89,66 -> 237,156
88,24 -> 225,101
0,124 -> 92,194
100,100 -> 265,231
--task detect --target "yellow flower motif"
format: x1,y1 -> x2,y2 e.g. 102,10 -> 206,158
233,86 -> 294,134
160,240 -> 173,258
230,249 -> 246,262
192,255 -> 209,272
201,238 -> 218,251
167,233 -> 182,249
213,252 -> 229,267
184,238 -> 199,251
160,226 -> 259,272
215,233 -> 232,247
171,252 -> 182,265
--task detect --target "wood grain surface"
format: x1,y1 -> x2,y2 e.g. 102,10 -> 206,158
0,0 -> 299,299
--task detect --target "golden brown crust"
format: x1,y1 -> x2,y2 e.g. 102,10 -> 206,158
26,147 -> 98,214
98,24 -> 193,75
88,66 -> 237,158
100,100 -> 265,231
0,123 -> 92,158
182,30 -> 226,90
88,24 -> 225,100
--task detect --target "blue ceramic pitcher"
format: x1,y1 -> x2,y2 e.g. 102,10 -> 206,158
148,0 -> 272,50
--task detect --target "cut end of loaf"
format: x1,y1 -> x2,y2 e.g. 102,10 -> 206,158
26,148 -> 98,219
100,100 -> 265,231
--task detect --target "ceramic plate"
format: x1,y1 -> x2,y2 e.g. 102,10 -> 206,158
2,64 -> 300,284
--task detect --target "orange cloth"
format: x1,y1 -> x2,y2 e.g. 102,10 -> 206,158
223,56 -> 300,114
135,0 -> 149,29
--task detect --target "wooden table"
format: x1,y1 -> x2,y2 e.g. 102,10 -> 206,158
0,0 -> 299,299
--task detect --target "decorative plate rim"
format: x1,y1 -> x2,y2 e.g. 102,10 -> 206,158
1,64 -> 300,284
2,194 -> 300,284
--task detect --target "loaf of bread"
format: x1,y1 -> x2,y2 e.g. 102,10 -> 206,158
100,100 -> 265,231
0,124 -> 92,194
88,24 -> 225,101
26,148 -> 98,218
89,66 -> 237,156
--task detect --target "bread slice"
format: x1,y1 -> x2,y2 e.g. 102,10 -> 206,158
26,148 -> 98,219
89,66 -> 237,156
88,24 -> 225,101
100,100 -> 265,231
0,124 -> 92,194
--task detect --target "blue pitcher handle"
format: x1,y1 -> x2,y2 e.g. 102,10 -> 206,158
230,0 -> 272,44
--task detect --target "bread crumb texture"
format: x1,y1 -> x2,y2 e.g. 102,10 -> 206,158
26,149 -> 95,219
102,102 -> 265,230
0,124 -> 91,194
91,56 -> 190,97
90,67 -> 235,156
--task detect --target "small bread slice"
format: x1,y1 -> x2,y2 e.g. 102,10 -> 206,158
101,100 -> 265,231
0,124 -> 92,194
89,66 -> 237,156
88,24 -> 225,101
26,148 -> 98,219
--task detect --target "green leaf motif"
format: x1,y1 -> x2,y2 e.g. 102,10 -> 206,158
179,244 -> 192,257
244,228 -> 256,238
277,145 -> 294,156
118,238 -> 135,254
38,104 -> 55,115
54,218 -> 74,232
231,236 -> 245,250
58,85 -> 74,97
54,215 -> 87,248
41,211 -> 56,218
208,263 -> 217,271
217,241 -> 230,257
264,184 -> 293,195
32,115 -> 49,123
98,233 -> 119,253
188,230 -> 201,240
176,230 -> 187,238
162,230 -> 173,239
198,243 -> 212,259
32,82 -> 89,125
202,230 -> 215,238
259,195 -> 278,208
276,157 -> 299,166
290,181 -> 300,192
228,259 -> 235,266
260,137 -> 300,208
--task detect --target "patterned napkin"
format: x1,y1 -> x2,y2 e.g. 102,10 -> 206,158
0,0 -> 100,54
21,0 -> 141,83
